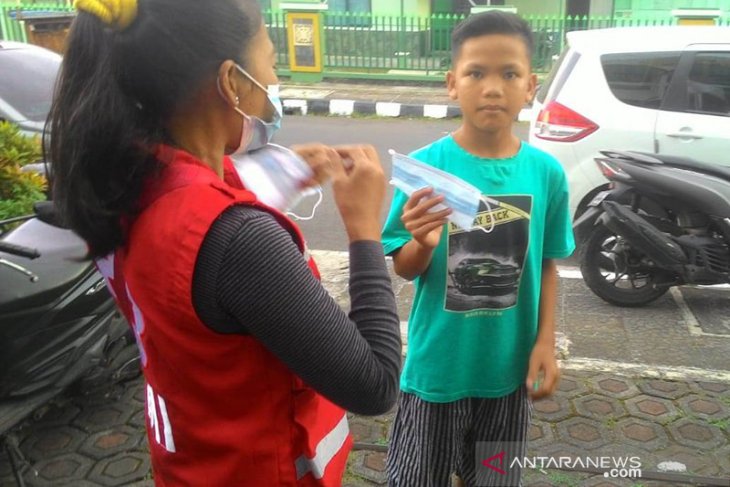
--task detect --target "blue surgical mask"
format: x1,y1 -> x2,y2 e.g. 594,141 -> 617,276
389,150 -> 496,233
221,65 -> 283,155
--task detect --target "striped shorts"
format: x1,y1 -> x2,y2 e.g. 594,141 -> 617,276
386,386 -> 531,487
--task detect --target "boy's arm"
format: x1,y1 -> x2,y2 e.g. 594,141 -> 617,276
527,258 -> 560,399
391,187 -> 451,281
528,160 -> 575,399
392,240 -> 437,281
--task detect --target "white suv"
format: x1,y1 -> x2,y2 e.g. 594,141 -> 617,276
529,26 -> 730,220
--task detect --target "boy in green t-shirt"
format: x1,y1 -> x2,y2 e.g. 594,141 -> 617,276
382,11 -> 575,487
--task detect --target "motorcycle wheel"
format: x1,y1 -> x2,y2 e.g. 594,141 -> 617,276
580,224 -> 669,307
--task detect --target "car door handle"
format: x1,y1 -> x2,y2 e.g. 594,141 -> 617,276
666,132 -> 703,140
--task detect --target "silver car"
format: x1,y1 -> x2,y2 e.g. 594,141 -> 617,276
0,41 -> 61,137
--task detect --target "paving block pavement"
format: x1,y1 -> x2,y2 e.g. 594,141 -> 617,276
1,251 -> 728,486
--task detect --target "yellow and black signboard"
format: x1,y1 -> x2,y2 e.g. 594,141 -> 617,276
287,12 -> 323,73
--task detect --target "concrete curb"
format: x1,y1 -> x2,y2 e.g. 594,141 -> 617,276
283,97 -> 536,121
282,98 -> 463,119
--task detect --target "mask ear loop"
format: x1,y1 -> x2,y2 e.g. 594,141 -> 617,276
216,74 -> 248,119
287,187 -> 323,221
474,196 -> 497,234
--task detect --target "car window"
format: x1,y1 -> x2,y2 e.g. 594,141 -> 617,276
536,49 -> 579,104
0,48 -> 60,122
684,52 -> 730,117
601,52 -> 681,109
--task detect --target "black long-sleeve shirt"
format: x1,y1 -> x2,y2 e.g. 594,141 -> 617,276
191,205 -> 401,415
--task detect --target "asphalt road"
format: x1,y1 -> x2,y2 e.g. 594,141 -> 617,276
272,115 -> 531,251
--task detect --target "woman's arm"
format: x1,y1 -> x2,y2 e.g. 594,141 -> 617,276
193,205 -> 401,415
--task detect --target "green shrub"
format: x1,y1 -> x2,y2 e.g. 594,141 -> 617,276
0,121 -> 47,221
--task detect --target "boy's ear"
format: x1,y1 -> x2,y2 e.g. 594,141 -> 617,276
526,73 -> 538,104
446,71 -> 458,101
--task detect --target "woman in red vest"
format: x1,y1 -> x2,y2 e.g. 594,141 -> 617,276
47,0 -> 403,485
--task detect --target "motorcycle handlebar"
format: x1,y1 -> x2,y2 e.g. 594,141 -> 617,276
0,241 -> 41,259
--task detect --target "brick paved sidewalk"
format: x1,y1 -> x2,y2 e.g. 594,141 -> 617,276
1,254 -> 728,487
1,371 -> 728,486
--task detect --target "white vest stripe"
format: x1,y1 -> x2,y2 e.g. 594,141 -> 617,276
157,394 -> 176,453
295,414 -> 349,480
146,384 -> 160,444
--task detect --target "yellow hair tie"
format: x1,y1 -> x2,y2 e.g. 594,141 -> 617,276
74,0 -> 138,31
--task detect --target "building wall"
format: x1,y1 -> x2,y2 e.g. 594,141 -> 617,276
590,0 -> 614,16
372,0 -> 430,16
269,0 -> 430,15
268,0 -> 729,18
614,0 -> 730,19
511,0 -> 563,16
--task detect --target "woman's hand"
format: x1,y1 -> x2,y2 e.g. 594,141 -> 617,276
330,145 -> 385,242
290,143 -> 342,188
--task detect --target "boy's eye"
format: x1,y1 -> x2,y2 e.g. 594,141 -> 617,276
469,71 -> 483,80
504,71 -> 518,80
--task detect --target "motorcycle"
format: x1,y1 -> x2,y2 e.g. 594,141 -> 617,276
573,150 -> 730,307
0,201 -> 140,486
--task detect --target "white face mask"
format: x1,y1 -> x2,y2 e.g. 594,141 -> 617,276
389,150 -> 495,233
231,144 -> 323,220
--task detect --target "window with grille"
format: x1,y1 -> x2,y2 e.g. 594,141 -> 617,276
328,0 -> 371,13
326,0 -> 371,26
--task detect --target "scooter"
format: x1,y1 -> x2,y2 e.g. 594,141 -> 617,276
0,201 -> 140,485
573,151 -> 730,307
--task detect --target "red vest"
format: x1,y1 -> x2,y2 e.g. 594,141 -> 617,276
96,147 -> 352,486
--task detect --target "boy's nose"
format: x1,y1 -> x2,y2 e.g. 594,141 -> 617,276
481,79 -> 503,97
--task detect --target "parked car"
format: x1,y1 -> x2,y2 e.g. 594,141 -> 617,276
529,26 -> 730,223
0,41 -> 61,137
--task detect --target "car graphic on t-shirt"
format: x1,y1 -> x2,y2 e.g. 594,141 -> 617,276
448,258 -> 520,296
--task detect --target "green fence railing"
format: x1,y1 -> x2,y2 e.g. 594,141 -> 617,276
3,5 -> 729,78
265,10 -> 730,76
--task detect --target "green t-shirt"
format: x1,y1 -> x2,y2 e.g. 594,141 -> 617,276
382,135 -> 575,402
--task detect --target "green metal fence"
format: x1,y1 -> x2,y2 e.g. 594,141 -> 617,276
3,4 -> 729,79
266,10 -> 730,76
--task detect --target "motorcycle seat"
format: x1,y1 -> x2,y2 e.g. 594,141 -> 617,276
651,153 -> 730,182
0,219 -> 92,314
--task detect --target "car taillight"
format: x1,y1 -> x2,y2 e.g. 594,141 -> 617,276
534,101 -> 599,142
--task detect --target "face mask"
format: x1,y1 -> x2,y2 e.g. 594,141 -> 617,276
389,150 -> 495,233
220,65 -> 283,155
232,143 -> 323,220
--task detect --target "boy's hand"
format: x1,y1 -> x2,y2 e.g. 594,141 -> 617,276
401,187 -> 452,250
526,341 -> 560,400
